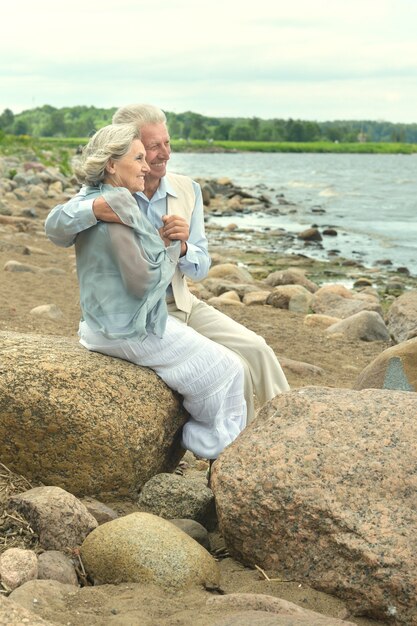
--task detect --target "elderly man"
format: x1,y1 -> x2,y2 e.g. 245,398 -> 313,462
45,103 -> 289,422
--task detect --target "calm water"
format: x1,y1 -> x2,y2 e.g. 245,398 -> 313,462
170,152 -> 417,275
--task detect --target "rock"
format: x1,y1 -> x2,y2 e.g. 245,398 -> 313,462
325,311 -> 391,341
81,497 -> 119,525
188,281 -> 214,301
266,285 -> 313,313
37,551 -> 78,586
352,291 -> 380,305
20,207 -> 38,218
279,357 -> 325,377
208,292 -> 244,307
24,161 -> 45,172
355,337 -> 417,391
0,204 -> 12,216
0,331 -> 188,498
207,594 -> 356,625
216,177 -> 233,186
8,579 -> 75,621
227,195 -> 243,211
201,184 -> 213,206
0,548 -> 38,591
385,279 -> 405,295
23,245 -> 51,256
208,297 -> 244,307
4,259 -> 41,272
264,269 -> 318,293
314,284 -> 353,299
137,473 -> 217,530
207,263 -> 254,284
202,278 -> 261,298
386,290 -> 417,342
212,387 -> 417,624
297,227 -> 322,241
303,314 -> 341,329
80,512 -> 219,590
397,266 -> 410,275
48,181 -> 64,194
353,277 -> 373,288
0,215 -> 33,227
242,290 -> 271,305
30,304 -> 64,320
0,594 -> 56,626
310,290 -> 382,319
169,519 -> 210,550
9,486 -> 98,550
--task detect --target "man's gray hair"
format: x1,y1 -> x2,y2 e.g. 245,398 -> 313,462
74,123 -> 140,187
112,103 -> 167,129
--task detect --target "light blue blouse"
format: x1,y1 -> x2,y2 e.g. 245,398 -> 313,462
75,185 -> 181,340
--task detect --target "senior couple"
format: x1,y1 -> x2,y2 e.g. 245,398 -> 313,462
45,104 -> 289,465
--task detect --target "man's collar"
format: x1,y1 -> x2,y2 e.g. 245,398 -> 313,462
134,175 -> 178,201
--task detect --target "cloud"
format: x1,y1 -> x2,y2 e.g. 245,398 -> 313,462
2,0 -> 417,122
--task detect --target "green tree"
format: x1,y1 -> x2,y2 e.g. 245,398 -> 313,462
229,122 -> 254,141
0,108 -> 14,132
12,119 -> 29,135
213,122 -> 233,140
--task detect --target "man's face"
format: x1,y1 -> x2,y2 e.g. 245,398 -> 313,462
140,122 -> 171,180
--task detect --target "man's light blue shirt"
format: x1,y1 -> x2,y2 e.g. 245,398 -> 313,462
44,175 -> 211,284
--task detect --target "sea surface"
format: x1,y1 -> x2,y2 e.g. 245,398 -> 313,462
170,152 -> 417,275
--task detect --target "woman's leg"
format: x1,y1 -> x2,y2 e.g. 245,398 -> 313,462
79,317 -> 246,459
168,296 -> 290,423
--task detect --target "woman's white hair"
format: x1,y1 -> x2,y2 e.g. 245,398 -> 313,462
112,103 -> 167,128
74,124 -> 140,187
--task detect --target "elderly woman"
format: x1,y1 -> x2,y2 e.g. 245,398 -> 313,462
72,123 -> 246,462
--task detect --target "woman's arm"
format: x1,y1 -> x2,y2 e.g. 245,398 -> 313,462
107,223 -> 180,300
45,189 -> 122,248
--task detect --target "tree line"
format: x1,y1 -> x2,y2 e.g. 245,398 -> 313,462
0,105 -> 416,143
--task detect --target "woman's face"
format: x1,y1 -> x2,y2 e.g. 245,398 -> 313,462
105,139 -> 150,193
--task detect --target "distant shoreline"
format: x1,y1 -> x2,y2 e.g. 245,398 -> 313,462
1,134 -> 416,158
171,140 -> 417,155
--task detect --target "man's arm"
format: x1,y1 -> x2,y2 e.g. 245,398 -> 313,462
45,190 -> 121,248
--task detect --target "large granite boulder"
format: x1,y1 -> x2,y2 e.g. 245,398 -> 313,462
355,337 -> 417,391
0,332 -> 188,498
386,290 -> 417,343
212,387 -> 417,625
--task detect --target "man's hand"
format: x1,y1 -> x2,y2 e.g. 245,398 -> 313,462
93,197 -> 123,223
161,215 -> 189,256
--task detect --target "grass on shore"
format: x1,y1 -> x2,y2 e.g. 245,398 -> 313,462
1,134 -> 416,157
172,139 -> 417,154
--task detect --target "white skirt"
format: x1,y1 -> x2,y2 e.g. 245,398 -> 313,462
79,316 -> 247,459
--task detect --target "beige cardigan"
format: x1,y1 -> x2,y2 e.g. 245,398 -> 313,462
166,173 -> 198,314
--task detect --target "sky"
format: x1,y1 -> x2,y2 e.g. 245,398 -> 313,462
2,0 -> 417,123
